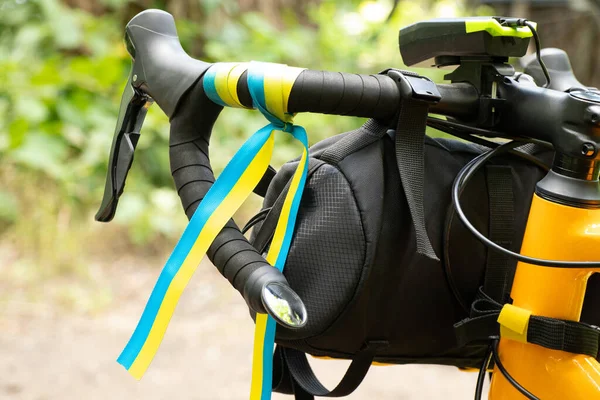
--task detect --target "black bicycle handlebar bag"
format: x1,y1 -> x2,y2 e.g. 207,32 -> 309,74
249,118 -> 563,395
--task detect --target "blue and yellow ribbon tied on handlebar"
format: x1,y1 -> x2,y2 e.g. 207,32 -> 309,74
245,62 -> 309,400
117,60 -> 308,400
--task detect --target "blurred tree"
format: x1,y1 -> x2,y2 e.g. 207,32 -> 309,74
63,0 -> 105,14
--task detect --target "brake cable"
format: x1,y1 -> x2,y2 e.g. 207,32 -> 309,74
491,340 -> 540,400
450,135 -> 594,397
524,21 -> 551,88
452,138 -> 600,268
473,339 -> 541,400
427,117 -> 552,170
474,343 -> 493,400
498,19 -> 551,88
427,119 -> 551,314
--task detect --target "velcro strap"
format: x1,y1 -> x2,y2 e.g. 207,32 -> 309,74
528,316 -> 600,356
498,304 -> 531,343
454,288 -> 600,358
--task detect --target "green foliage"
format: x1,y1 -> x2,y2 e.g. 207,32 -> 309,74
0,0 -> 487,269
1,0 -> 179,243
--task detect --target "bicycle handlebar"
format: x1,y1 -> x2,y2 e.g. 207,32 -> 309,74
97,9 -> 600,327
96,9 -> 482,326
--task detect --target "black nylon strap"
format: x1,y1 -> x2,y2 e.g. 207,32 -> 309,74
252,186 -> 286,254
293,384 -> 316,400
454,289 -> 600,358
254,165 -> 277,197
454,313 -> 500,347
456,312 -> 600,357
484,166 -> 516,303
272,346 -> 295,394
283,341 -> 388,398
320,119 -> 389,164
252,159 -> 323,254
395,99 -> 438,260
528,316 -> 600,357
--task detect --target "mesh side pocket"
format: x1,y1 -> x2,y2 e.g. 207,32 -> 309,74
278,164 -> 366,340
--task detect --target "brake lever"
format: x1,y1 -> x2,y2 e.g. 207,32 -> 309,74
96,10 -> 210,222
95,71 -> 153,222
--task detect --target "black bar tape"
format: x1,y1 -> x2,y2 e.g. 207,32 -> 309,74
168,68 -> 478,321
170,139 -> 214,215
237,70 -> 252,107
172,165 -> 214,191
169,77 -> 285,312
209,223 -> 269,287
236,69 -> 477,121
237,69 -> 398,118
287,70 -> 399,118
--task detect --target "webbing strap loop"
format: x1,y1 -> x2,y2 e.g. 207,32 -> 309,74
485,165 -> 516,303
454,287 -> 600,358
283,341 -> 388,399
388,69 -> 440,261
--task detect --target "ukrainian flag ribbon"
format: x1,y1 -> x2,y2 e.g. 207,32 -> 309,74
117,60 -> 308,399
245,63 -> 309,400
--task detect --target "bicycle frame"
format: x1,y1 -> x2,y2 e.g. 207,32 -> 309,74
489,194 -> 600,399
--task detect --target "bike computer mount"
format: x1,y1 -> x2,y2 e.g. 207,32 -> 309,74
400,17 -> 532,66
401,16 -> 600,207
400,17 -> 531,96
400,17 -> 535,129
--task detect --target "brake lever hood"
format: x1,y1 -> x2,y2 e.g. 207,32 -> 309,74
96,9 -> 211,222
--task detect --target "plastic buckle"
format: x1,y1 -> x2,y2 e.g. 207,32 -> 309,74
387,69 -> 441,104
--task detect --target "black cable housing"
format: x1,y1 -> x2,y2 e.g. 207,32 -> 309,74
524,21 -> 551,88
427,117 -> 554,149
241,207 -> 271,235
452,140 -> 600,268
427,118 -> 552,171
491,340 -> 540,400
475,344 -> 493,400
428,120 -> 550,314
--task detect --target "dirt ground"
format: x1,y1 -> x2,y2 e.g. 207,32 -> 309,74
0,257 -> 488,400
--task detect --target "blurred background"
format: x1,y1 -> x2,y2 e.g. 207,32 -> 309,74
1,0 -> 600,399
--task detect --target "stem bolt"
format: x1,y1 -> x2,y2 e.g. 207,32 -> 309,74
582,143 -> 596,157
